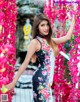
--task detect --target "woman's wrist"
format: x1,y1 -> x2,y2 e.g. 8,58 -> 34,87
12,79 -> 17,85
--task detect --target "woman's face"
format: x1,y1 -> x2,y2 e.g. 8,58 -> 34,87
38,20 -> 50,36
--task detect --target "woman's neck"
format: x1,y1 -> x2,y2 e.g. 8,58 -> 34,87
38,34 -> 47,38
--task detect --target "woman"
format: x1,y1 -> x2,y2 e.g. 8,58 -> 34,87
5,13 -> 75,102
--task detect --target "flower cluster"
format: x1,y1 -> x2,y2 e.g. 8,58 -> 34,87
67,2 -> 80,101
0,0 -> 17,101
44,1 -> 67,26
44,0 -> 80,101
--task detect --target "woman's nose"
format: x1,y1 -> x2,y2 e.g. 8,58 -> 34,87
45,26 -> 49,30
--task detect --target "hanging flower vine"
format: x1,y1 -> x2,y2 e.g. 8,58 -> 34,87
0,0 -> 17,102
44,0 -> 80,102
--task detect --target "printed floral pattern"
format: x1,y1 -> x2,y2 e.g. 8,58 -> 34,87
32,36 -> 55,102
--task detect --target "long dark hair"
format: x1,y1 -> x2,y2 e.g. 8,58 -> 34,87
32,13 -> 58,56
32,13 -> 52,44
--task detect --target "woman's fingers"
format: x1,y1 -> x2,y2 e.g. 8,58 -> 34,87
1,85 -> 9,93
1,82 -> 15,93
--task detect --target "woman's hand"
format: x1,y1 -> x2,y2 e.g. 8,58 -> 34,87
71,15 -> 75,26
2,81 -> 16,93
6,81 -> 16,91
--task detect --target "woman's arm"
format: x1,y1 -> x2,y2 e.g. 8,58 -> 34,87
52,16 -> 75,44
5,39 -> 38,91
13,39 -> 38,84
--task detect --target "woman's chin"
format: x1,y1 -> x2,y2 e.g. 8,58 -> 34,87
43,33 -> 48,36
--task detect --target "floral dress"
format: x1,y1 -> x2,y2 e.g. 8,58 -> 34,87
32,36 -> 55,102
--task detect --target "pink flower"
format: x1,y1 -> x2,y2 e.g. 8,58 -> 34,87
42,70 -> 47,76
40,88 -> 50,99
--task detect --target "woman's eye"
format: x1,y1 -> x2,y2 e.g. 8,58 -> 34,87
41,24 -> 44,26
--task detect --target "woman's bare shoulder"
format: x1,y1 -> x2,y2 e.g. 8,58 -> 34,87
30,39 -> 38,44
29,39 -> 40,49
29,39 -> 41,52
27,39 -> 39,53
31,38 -> 39,45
